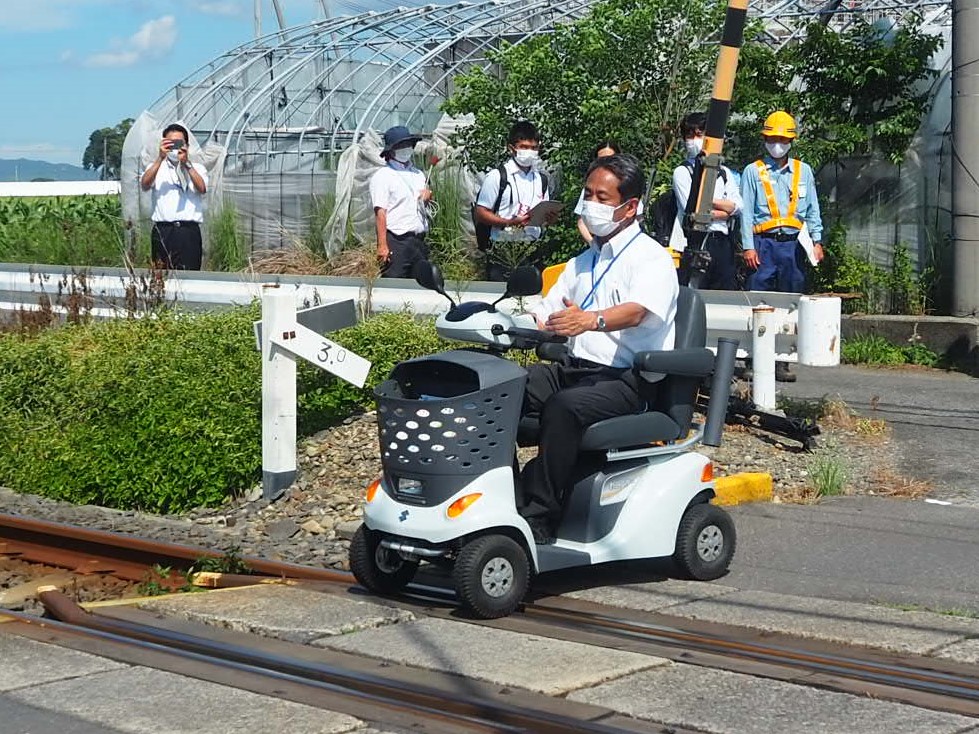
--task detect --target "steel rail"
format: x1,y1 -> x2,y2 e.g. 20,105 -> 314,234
32,589 -> 640,734
5,513 -> 976,715
519,601 -> 979,711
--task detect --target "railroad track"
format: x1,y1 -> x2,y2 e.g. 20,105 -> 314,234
3,513 -> 978,719
2,591 -> 670,734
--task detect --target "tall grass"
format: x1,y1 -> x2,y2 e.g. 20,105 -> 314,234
206,203 -> 247,272
0,196 -> 131,266
426,162 -> 479,282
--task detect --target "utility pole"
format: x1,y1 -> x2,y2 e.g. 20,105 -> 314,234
254,0 -> 262,38
271,0 -> 287,30
102,136 -> 108,181
952,0 -> 979,316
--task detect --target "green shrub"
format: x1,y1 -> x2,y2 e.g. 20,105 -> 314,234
0,308 -> 448,512
297,310 -> 447,433
841,334 -> 940,367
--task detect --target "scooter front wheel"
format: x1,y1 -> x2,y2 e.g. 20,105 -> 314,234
673,503 -> 736,581
349,524 -> 419,595
453,535 -> 529,619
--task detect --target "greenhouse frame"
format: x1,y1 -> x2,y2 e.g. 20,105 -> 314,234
122,0 -> 953,268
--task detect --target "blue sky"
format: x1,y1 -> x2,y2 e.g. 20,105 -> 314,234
0,0 -> 425,166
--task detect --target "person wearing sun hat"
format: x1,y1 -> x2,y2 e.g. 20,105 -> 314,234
369,125 -> 433,278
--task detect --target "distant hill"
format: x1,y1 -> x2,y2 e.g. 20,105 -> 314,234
0,158 -> 99,183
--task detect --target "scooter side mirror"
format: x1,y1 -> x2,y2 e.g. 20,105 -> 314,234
504,266 -> 542,298
414,261 -> 446,294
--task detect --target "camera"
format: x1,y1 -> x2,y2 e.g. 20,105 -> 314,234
169,139 -> 185,151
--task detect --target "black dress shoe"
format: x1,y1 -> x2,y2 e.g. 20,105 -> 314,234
525,517 -> 555,545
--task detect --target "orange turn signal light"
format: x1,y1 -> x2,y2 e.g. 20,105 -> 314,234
447,493 -> 482,518
701,463 -> 714,483
366,477 -> 381,503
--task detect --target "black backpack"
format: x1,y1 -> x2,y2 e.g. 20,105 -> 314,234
649,161 -> 729,247
472,165 -> 548,251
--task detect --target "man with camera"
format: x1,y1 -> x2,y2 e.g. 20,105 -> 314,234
140,123 -> 208,270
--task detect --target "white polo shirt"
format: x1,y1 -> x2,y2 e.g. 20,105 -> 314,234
533,221 -> 678,368
475,158 -> 549,242
369,162 -> 428,236
149,160 -> 208,223
669,161 -> 742,250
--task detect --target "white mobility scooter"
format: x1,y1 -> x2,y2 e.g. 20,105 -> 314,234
349,264 -> 739,618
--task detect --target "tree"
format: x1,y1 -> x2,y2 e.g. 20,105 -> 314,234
729,18 -> 943,169
444,0 -> 724,184
82,118 -> 134,180
443,0 -> 725,261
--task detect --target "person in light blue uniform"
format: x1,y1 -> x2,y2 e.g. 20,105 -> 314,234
740,110 -> 824,381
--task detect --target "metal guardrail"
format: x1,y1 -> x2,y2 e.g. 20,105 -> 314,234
0,262 -> 826,363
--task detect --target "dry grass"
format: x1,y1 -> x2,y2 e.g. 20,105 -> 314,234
775,485 -> 821,505
854,417 -> 889,436
867,468 -> 934,500
245,243 -> 382,281
246,247 -> 332,276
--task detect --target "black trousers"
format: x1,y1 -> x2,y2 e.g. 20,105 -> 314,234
382,231 -> 429,279
520,360 -> 644,526
679,231 -> 738,290
151,221 -> 203,271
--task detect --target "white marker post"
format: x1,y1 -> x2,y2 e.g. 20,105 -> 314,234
752,305 -> 777,411
258,285 -> 371,500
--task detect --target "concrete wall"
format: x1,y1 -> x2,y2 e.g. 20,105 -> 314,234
842,314 -> 978,373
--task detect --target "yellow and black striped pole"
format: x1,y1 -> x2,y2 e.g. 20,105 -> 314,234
683,0 -> 749,289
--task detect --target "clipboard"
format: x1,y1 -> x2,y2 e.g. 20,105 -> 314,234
525,200 -> 564,227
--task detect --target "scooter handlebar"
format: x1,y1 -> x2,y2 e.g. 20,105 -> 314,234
491,324 -> 568,344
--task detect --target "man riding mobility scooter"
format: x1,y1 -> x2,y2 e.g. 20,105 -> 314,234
349,264 -> 739,618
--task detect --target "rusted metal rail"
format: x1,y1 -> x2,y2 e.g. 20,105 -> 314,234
27,589 -> 651,734
0,513 -> 348,583
4,513 -> 977,718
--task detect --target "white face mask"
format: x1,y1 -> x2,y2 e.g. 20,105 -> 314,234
166,151 -> 180,165
392,146 -> 414,163
765,141 -> 791,159
684,137 -> 704,158
580,199 -> 630,238
513,149 -> 539,168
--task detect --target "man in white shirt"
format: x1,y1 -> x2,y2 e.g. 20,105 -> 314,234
521,154 -> 679,543
140,123 -> 208,270
670,112 -> 742,290
370,125 -> 432,279
474,120 -> 550,281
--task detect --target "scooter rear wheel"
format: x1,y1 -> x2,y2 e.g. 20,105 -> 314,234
453,535 -> 529,619
349,524 -> 419,595
673,503 -> 736,580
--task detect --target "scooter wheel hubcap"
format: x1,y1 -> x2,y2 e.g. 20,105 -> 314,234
375,546 -> 402,574
481,556 -> 514,598
697,525 -> 724,562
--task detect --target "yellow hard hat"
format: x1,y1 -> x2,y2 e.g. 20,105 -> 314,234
762,111 -> 797,139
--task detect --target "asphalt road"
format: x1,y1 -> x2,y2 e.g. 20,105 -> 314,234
727,497 -> 979,615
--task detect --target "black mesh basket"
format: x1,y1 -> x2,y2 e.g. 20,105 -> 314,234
374,352 -> 526,477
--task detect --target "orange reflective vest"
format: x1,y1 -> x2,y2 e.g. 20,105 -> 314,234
752,159 -> 804,234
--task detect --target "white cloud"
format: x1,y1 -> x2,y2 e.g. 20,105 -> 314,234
85,15 -> 177,68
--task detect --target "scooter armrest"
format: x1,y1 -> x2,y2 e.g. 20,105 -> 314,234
634,348 -> 715,379
536,342 -> 569,363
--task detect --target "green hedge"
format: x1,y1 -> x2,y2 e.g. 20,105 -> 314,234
0,308 -> 443,512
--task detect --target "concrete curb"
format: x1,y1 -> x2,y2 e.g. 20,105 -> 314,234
713,473 -> 773,506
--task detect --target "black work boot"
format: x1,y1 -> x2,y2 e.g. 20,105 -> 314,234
775,362 -> 797,383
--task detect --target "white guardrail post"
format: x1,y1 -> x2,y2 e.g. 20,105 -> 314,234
258,286 -> 371,500
752,305 -> 777,411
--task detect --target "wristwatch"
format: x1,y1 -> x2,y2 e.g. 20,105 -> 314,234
595,312 -> 607,331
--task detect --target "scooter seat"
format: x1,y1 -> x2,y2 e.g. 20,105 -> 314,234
580,412 -> 683,450
518,411 -> 683,451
